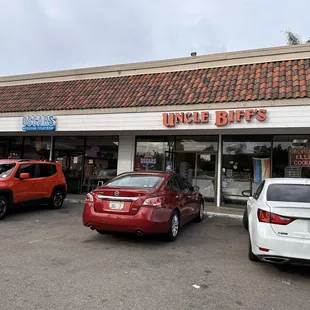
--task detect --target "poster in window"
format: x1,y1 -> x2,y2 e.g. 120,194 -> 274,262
253,158 -> 271,183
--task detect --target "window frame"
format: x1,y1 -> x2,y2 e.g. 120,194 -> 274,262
253,180 -> 265,200
166,175 -> 182,191
15,163 -> 38,179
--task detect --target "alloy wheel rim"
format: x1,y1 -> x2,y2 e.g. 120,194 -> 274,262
172,214 -> 179,237
0,199 -> 7,216
54,193 -> 63,207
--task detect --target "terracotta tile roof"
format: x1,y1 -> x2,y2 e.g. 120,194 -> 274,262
0,59 -> 310,113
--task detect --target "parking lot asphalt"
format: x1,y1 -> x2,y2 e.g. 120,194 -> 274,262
1,203 -> 310,310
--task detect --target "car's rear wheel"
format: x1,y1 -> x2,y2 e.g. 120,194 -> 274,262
195,200 -> 204,222
49,190 -> 64,209
243,209 -> 248,231
166,210 -> 180,242
248,235 -> 259,262
0,196 -> 9,220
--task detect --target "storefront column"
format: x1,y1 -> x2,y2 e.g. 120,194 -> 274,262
216,134 -> 222,207
49,136 -> 54,161
117,135 -> 135,175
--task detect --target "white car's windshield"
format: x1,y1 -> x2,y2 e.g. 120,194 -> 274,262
105,175 -> 163,188
267,184 -> 310,203
0,163 -> 16,179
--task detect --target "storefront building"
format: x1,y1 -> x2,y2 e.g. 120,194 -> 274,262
0,44 -> 310,207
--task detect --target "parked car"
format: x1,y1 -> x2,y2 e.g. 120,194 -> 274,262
83,171 -> 204,241
243,178 -> 310,265
0,159 -> 67,220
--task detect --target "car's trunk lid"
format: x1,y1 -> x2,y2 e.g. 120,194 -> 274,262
93,187 -> 155,215
267,201 -> 310,240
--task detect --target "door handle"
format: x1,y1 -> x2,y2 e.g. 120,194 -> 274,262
176,195 -> 179,199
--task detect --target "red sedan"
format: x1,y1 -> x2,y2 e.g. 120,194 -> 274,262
83,171 -> 204,241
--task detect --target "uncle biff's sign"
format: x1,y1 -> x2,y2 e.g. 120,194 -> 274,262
162,109 -> 267,127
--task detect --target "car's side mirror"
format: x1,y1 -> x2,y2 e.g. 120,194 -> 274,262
19,173 -> 30,180
192,186 -> 200,191
242,190 -> 251,197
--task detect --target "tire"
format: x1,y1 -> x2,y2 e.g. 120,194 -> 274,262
195,200 -> 204,222
248,235 -> 259,262
0,196 -> 9,220
166,210 -> 180,242
243,209 -> 248,231
49,190 -> 64,209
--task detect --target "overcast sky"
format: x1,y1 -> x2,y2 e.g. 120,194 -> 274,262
1,0 -> 310,76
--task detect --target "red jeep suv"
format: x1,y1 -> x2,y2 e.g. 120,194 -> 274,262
0,159 -> 67,220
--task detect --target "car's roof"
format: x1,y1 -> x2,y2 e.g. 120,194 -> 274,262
264,178 -> 310,185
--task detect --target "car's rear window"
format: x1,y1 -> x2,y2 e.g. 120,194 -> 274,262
267,184 -> 310,203
105,175 -> 163,188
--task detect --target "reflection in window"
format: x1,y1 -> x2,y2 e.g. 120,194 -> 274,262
176,136 -> 218,152
84,137 -> 119,191
135,137 -> 174,171
222,136 -> 272,204
273,135 -> 310,178
23,137 -> 51,160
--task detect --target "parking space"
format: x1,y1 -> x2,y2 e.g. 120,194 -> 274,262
1,203 -> 310,310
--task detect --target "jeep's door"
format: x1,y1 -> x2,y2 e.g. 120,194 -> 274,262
13,163 -> 38,203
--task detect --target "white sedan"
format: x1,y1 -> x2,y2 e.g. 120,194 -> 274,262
243,178 -> 310,265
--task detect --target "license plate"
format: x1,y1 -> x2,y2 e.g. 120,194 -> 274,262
109,201 -> 124,210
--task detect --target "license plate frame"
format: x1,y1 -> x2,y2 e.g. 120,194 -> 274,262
109,201 -> 124,210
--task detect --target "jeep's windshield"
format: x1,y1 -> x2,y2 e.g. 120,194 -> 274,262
0,163 -> 16,178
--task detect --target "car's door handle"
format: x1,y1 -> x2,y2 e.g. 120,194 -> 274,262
176,195 -> 179,199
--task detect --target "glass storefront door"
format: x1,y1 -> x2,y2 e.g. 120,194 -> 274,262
175,152 -> 217,203
194,153 -> 217,203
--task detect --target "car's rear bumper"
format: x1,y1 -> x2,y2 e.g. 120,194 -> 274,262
251,224 -> 310,262
83,203 -> 171,234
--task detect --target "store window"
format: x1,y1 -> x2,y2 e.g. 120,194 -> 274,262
23,137 -> 51,160
54,137 -> 85,194
83,136 -> 118,193
175,136 -> 218,152
0,137 -> 9,159
135,137 -> 174,171
222,135 -> 272,204
9,137 -> 24,159
273,135 -> 310,178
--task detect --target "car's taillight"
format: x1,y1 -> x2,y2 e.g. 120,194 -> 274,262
142,196 -> 164,207
85,193 -> 94,205
257,208 -> 295,225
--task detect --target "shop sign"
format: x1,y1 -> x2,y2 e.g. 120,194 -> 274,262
289,147 -> 310,167
22,115 -> 56,131
140,155 -> 157,168
162,109 -> 267,127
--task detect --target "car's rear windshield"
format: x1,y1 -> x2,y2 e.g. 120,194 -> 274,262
105,174 -> 163,188
267,184 -> 310,203
0,163 -> 16,179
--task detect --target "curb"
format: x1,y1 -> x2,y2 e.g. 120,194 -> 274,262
65,198 -> 84,204
206,212 -> 243,219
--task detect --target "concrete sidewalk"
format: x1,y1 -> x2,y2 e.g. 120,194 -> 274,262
64,194 -> 244,218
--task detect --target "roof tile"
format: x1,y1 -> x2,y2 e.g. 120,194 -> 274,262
0,59 -> 309,112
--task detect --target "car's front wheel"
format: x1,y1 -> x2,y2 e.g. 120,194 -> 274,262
166,210 -> 180,242
0,196 -> 9,220
49,190 -> 64,209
